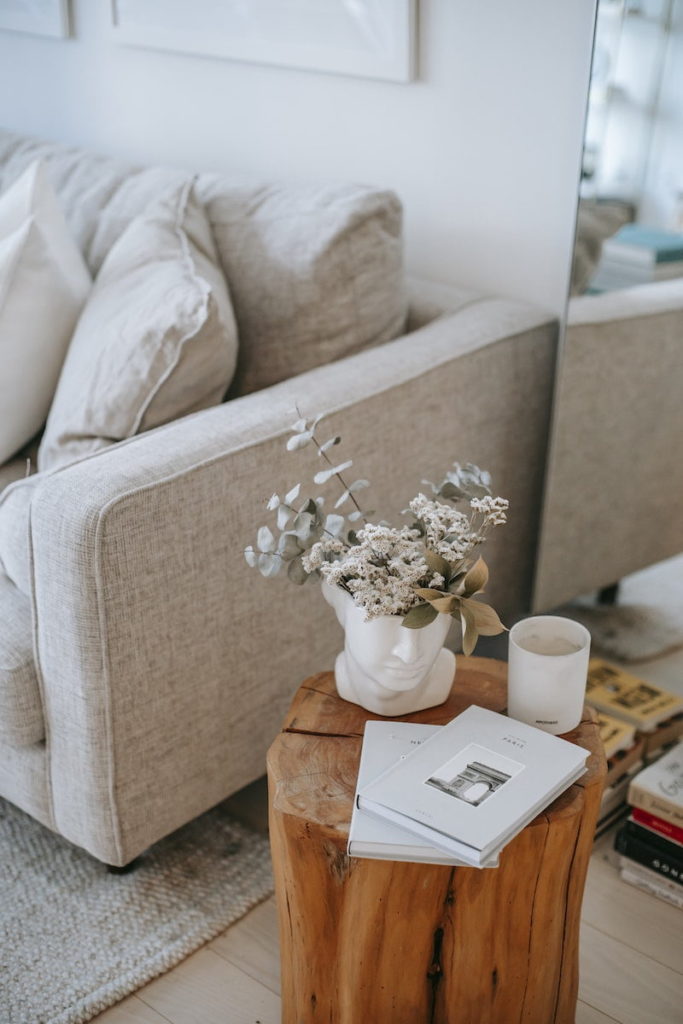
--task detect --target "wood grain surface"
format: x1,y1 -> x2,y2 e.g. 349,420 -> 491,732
268,657 -> 606,1024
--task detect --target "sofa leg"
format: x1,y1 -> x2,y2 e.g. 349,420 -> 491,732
106,856 -> 142,874
597,582 -> 620,606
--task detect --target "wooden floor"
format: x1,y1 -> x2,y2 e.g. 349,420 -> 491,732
95,558 -> 683,1024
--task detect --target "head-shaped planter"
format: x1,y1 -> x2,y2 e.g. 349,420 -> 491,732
323,583 -> 456,716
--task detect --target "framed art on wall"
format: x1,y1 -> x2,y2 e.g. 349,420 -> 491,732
109,0 -> 417,83
0,0 -> 69,38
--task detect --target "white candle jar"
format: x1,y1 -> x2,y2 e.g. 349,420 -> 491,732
507,616 -> 591,735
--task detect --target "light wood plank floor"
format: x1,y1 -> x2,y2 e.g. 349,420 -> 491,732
94,558 -> 683,1024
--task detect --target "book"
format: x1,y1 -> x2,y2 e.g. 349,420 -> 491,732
357,706 -> 588,868
590,257 -> 683,292
622,819 -> 682,859
605,736 -> 645,788
615,823 -> 683,886
585,660 -> 683,732
348,722 -> 498,866
619,861 -> 683,909
597,711 -> 636,760
640,712 -> 683,763
600,761 -> 644,819
628,742 -> 683,829
632,807 -> 683,847
602,225 -> 683,265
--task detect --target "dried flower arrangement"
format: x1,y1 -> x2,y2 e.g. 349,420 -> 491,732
245,415 -> 508,655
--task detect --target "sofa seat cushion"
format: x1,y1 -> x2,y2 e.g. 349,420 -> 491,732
0,572 -> 44,747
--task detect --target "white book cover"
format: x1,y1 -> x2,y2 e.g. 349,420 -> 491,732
358,706 -> 588,866
348,722 -> 499,867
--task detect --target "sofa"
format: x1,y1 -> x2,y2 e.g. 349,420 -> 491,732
0,131 -> 558,866
534,275 -> 683,611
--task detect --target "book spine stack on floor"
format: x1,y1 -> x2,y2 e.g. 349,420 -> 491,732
614,741 -> 683,910
588,660 -> 683,838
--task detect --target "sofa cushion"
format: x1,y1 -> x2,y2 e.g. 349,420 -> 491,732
0,572 -> 44,747
0,130 -> 407,397
0,160 -> 91,464
202,181 -> 406,395
38,180 -> 239,472
0,475 -> 35,596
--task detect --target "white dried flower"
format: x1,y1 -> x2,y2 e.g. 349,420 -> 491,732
469,495 -> 509,527
409,493 -> 475,560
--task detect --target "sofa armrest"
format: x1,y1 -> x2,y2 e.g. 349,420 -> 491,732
29,297 -> 557,864
534,278 -> 683,611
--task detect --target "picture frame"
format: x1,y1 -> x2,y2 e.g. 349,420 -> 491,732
0,0 -> 69,39
109,0 -> 417,83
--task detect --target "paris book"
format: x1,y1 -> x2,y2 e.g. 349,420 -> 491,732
357,706 -> 588,868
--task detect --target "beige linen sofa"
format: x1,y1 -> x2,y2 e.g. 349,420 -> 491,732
0,132 -> 558,866
534,276 -> 683,611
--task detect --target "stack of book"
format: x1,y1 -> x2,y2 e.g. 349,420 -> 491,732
586,660 -> 683,836
590,225 -> 683,291
348,706 -> 588,868
614,742 -> 683,909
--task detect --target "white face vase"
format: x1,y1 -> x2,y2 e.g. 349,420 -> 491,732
323,583 -> 456,716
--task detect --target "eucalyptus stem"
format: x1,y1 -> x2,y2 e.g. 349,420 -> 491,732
311,429 -> 368,523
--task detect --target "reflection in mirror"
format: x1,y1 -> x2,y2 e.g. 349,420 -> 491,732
571,0 -> 683,295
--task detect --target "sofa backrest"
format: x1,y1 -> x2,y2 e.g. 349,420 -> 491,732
0,131 -> 407,395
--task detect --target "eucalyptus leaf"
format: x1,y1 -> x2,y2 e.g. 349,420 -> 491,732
319,436 -> 341,454
285,483 -> 301,504
439,481 -> 467,501
244,546 -> 257,567
290,418 -> 307,432
347,510 -> 365,522
287,557 -> 309,585
266,493 -> 280,511
278,532 -> 302,559
349,479 -> 369,492
257,525 -> 275,553
402,603 -> 439,629
334,490 -> 351,509
313,460 -> 353,485
292,512 -> 313,540
258,552 -> 281,578
347,530 -> 359,545
324,513 -> 345,537
286,431 -> 313,451
277,505 -> 292,531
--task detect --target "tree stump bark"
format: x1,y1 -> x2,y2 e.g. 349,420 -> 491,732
267,656 -> 606,1024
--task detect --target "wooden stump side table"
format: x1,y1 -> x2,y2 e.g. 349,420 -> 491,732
267,656 -> 606,1024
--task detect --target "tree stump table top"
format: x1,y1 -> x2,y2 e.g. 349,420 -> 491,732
267,657 -> 607,1024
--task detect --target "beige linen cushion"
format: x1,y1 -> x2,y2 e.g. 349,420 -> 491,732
38,179 -> 238,472
0,160 -> 91,463
204,182 -> 407,395
0,132 -> 406,397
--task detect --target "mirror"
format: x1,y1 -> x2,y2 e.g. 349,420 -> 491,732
570,0 -> 683,296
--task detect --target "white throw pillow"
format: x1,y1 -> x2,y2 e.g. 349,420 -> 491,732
0,161 -> 91,464
39,179 -> 239,472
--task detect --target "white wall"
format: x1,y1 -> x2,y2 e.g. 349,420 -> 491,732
0,0 -> 597,315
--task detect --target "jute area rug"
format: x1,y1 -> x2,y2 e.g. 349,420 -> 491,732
0,796 -> 274,1024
